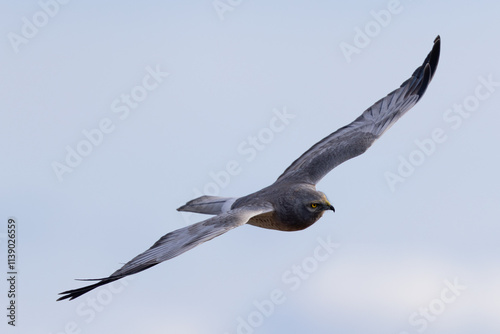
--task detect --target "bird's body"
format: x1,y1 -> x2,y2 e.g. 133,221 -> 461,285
178,182 -> 330,231
236,183 -> 332,231
58,36 -> 441,301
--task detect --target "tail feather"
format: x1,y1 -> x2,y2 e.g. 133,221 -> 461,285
177,196 -> 236,215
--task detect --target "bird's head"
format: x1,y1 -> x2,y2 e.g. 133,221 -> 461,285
276,187 -> 335,230
302,190 -> 335,215
295,189 -> 335,228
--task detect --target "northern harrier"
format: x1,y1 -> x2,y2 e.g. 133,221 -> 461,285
58,36 -> 440,301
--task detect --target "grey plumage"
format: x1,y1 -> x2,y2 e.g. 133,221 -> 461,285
177,195 -> 236,215
58,205 -> 273,300
277,36 -> 440,185
58,36 -> 440,301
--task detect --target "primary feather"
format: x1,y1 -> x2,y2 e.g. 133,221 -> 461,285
276,36 -> 440,185
57,205 -> 273,301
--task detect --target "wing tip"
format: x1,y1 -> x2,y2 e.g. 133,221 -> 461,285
405,35 -> 441,98
57,284 -> 97,301
419,35 -> 441,94
57,276 -> 124,301
429,35 -> 441,80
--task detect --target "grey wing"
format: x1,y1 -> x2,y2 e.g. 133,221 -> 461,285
276,36 -> 441,185
57,204 -> 273,301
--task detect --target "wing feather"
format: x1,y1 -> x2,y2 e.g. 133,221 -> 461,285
57,204 -> 273,301
276,36 -> 440,185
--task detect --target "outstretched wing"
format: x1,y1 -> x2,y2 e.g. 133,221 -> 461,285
58,204 -> 273,301
276,36 -> 440,185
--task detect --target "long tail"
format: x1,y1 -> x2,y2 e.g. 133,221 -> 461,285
177,196 -> 236,214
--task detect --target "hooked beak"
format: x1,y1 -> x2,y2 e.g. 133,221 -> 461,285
324,200 -> 335,212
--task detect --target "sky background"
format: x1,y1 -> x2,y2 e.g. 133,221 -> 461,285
1,1 -> 499,333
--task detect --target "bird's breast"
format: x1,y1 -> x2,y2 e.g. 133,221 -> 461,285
247,211 -> 323,232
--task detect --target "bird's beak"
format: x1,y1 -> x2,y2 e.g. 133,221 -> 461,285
325,200 -> 335,212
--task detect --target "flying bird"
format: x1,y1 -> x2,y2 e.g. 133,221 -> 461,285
58,36 -> 440,301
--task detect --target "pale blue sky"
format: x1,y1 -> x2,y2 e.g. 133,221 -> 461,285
1,1 -> 499,333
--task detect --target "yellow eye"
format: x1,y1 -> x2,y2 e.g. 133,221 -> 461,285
311,203 -> 317,208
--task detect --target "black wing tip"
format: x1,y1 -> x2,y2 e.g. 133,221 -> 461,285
404,35 -> 441,98
428,35 -> 441,80
57,263 -> 158,301
57,286 -> 94,301
419,35 -> 441,94
57,290 -> 85,301
57,277 -> 121,301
